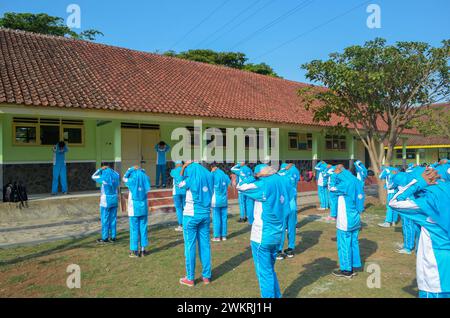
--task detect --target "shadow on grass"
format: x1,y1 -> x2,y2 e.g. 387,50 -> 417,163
359,238 -> 378,264
212,246 -> 253,281
402,279 -> 418,297
282,257 -> 337,297
297,215 -> 321,229
295,230 -> 322,254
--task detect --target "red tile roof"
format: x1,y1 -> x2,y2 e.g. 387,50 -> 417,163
0,28 -> 441,140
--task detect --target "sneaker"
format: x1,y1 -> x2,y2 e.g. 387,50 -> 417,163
276,252 -> 286,260
237,218 -> 245,223
332,269 -> 354,278
96,238 -> 109,244
317,207 -> 326,211
63,192 -> 69,195
175,226 -> 183,232
108,238 -> 117,243
221,237 -> 227,241
378,222 -> 392,228
139,250 -> 150,257
243,217 -> 248,222
212,237 -> 221,242
129,251 -> 139,258
325,216 -> 336,221
179,277 -> 194,287
395,248 -> 412,255
202,277 -> 211,285
284,248 -> 295,258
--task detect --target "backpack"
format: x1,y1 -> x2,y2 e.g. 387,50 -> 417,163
3,181 -> 28,208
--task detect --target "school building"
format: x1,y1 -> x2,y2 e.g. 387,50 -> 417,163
0,28 -> 449,194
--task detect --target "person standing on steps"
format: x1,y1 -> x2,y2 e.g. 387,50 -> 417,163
51,141 -> 69,195
154,141 -> 171,188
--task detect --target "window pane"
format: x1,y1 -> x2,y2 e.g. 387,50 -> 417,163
307,140 -> 312,149
40,125 -> 60,145
15,126 -> 37,144
289,137 -> 297,149
63,127 -> 82,144
340,141 -> 346,150
326,140 -> 332,149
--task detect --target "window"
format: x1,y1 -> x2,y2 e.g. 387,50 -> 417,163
439,148 -> 450,160
186,126 -> 200,147
325,135 -> 346,150
205,127 -> 226,147
13,117 -> 84,146
289,132 -> 313,150
14,125 -> 37,144
396,149 -> 416,159
63,126 -> 83,144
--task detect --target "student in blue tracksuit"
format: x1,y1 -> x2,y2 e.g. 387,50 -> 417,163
92,166 -> 120,243
178,162 -> 213,287
237,164 -> 292,298
154,141 -> 171,188
354,160 -> 368,183
123,166 -> 151,258
277,163 -> 300,259
326,165 -> 338,221
434,159 -> 450,182
389,168 -> 450,298
329,165 -> 364,278
391,170 -> 422,254
211,164 -> 231,241
170,161 -> 186,232
231,162 -> 255,223
51,141 -> 69,195
314,161 -> 329,210
378,165 -> 400,228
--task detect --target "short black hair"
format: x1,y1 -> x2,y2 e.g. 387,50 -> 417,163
58,141 -> 66,148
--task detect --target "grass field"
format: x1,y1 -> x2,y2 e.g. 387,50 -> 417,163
0,200 -> 418,298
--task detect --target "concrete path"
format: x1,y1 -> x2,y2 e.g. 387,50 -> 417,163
0,191 -> 321,248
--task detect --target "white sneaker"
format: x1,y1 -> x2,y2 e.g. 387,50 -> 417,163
221,237 -> 227,241
396,248 -> 412,255
317,208 -> 326,211
175,226 -> 183,232
378,222 -> 391,228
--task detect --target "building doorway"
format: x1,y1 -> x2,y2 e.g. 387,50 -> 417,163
121,123 -> 160,185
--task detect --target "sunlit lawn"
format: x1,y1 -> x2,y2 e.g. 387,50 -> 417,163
0,202 -> 417,297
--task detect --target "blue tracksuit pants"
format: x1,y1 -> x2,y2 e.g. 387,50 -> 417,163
337,229 -> 361,271
155,164 -> 166,186
318,186 -> 329,208
173,194 -> 186,226
213,206 -> 228,238
384,192 -> 398,223
100,206 -> 117,240
183,215 -> 212,281
419,291 -> 450,298
279,200 -> 297,251
52,163 -> 68,193
129,215 -> 148,251
251,241 -> 281,298
402,216 -> 419,252
329,192 -> 338,218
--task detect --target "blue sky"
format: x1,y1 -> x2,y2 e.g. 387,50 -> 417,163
1,0 -> 449,82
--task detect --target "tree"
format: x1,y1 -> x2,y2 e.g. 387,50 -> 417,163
0,12 -> 103,41
298,38 -> 449,203
410,105 -> 450,139
163,49 -> 280,77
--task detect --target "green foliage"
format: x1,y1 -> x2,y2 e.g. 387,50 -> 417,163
163,49 -> 280,77
0,12 -> 103,41
410,106 -> 450,139
299,38 -> 450,169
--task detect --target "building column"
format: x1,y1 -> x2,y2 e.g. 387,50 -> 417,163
112,120 -> 122,174
95,120 -> 102,169
349,135 -> 355,170
402,138 -> 408,170
311,132 -> 319,169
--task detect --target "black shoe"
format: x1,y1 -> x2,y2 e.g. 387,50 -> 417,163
331,237 -> 337,242
276,252 -> 286,260
139,250 -> 150,257
108,238 -> 117,243
96,238 -> 109,244
237,218 -> 244,223
332,269 -> 354,278
243,217 -> 248,222
129,251 -> 139,258
284,248 -> 294,258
